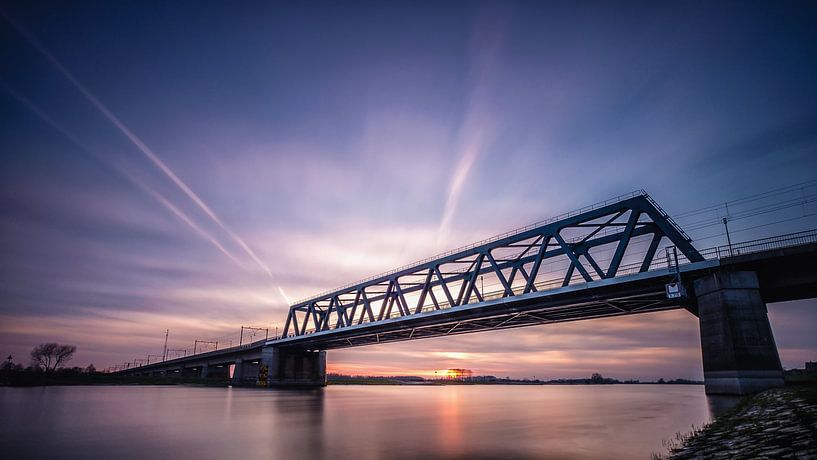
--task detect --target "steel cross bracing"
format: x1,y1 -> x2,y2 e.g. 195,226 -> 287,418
282,193 -> 704,339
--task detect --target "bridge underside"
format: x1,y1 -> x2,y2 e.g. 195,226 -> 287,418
325,297 -> 677,349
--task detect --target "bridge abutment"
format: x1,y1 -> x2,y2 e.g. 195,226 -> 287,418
694,270 -> 784,395
258,346 -> 326,387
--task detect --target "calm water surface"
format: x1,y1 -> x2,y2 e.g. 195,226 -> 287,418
0,385 -> 726,459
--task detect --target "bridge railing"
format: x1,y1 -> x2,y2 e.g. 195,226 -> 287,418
697,228 -> 817,260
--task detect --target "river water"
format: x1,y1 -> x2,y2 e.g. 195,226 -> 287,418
0,384 -> 729,459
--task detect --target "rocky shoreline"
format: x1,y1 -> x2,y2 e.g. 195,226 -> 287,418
666,386 -> 817,459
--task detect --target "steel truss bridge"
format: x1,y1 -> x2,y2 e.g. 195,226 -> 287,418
118,190 -> 817,394
277,190 -> 814,349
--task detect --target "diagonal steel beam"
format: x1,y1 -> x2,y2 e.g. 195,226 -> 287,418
524,236 -> 550,293
607,211 -> 640,278
487,251 -> 513,297
553,232 -> 593,282
461,253 -> 485,305
640,232 -> 662,272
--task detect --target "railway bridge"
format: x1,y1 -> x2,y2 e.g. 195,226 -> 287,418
118,191 -> 817,395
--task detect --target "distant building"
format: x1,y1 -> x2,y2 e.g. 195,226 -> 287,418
806,362 -> 817,372
446,368 -> 473,381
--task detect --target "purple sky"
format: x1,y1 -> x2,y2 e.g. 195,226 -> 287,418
1,1 -> 816,379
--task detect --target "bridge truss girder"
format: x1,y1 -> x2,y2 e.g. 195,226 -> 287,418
282,280 -> 688,350
283,193 -> 703,338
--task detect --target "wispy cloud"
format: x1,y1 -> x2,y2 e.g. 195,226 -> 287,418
1,82 -> 247,271
1,10 -> 282,298
436,12 -> 506,250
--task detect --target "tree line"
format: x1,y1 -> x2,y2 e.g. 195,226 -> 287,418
2,342 -> 92,375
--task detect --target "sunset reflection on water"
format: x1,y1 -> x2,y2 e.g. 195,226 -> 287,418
1,384 -> 716,459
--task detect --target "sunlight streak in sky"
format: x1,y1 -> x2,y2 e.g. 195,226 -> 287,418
0,82 -> 247,269
2,10 -> 285,300
435,11 -> 505,251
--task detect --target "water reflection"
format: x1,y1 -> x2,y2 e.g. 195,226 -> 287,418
0,385 -> 715,459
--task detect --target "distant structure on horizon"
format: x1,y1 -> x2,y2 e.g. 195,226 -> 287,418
445,369 -> 473,381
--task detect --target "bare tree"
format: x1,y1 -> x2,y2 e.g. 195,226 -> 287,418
30,343 -> 76,372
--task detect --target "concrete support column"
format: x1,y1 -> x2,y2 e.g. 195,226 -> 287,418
694,270 -> 784,395
257,346 -> 326,387
258,346 -> 278,386
232,360 -> 244,382
317,351 -> 327,384
200,363 -> 209,379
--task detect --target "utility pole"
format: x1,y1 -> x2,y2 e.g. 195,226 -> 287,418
162,329 -> 169,362
723,202 -> 733,257
722,217 -> 733,257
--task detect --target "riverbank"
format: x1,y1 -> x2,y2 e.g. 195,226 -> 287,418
666,385 -> 817,459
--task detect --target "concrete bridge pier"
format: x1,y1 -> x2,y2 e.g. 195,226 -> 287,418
231,359 -> 244,383
181,366 -> 199,378
258,346 -> 326,387
695,270 -> 784,395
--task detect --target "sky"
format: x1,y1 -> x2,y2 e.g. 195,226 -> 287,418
1,1 -> 816,380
